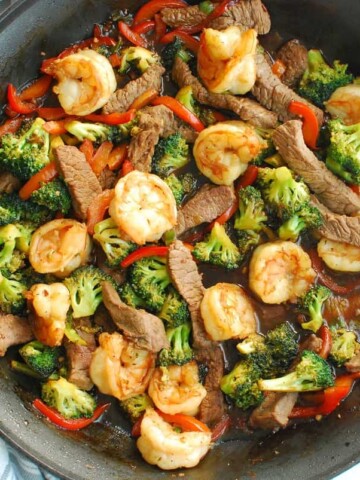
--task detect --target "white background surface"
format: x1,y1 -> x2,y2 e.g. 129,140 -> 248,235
334,463 -> 360,479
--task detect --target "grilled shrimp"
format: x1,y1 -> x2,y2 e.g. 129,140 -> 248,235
200,283 -> 256,341
198,27 -> 258,95
90,332 -> 155,401
28,283 -> 70,347
325,83 -> 360,125
109,171 -> 177,245
49,49 -> 117,115
137,408 -> 212,470
249,241 -> 316,304
148,361 -> 207,416
29,219 -> 91,278
193,121 -> 267,185
317,238 -> 360,272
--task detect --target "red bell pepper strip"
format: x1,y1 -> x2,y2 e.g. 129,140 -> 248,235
93,24 -> 102,38
7,84 -> 37,115
271,59 -> 286,79
33,398 -> 110,430
118,21 -> 147,48
318,325 -> 332,360
211,414 -> 231,442
37,107 -> 67,121
121,246 -> 169,268
86,189 -> 115,235
156,410 -> 211,433
0,117 -> 23,137
19,75 -> 52,101
131,415 -> 144,437
132,20 -> 156,34
133,0 -> 187,25
350,184 -> 360,195
236,164 -> 259,189
121,159 -> 135,177
91,141 -> 114,176
129,89 -> 159,110
79,139 -> 95,165
109,53 -> 122,68
288,100 -> 320,150
152,96 -> 205,132
83,109 -> 136,125
42,119 -> 71,135
19,162 -> 59,201
160,30 -> 200,53
154,14 -> 167,43
177,0 -> 236,35
212,110 -> 228,123
107,144 -> 127,171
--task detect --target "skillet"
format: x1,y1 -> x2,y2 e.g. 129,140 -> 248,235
0,0 -> 360,478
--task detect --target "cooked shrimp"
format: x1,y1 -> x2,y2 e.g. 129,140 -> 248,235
137,408 -> 212,470
90,332 -> 155,400
200,283 -> 256,341
49,49 -> 117,115
198,27 -> 258,95
28,283 -> 70,347
109,171 -> 177,245
249,241 -> 316,304
148,361 -> 207,416
325,83 -> 360,125
29,219 -> 91,278
317,238 -> 360,272
193,121 -> 267,185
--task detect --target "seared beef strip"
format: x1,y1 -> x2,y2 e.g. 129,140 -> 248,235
55,145 -> 102,221
98,167 -> 118,190
172,57 -> 278,129
168,240 -> 225,424
0,171 -> 21,194
251,53 -> 323,124
345,352 -> 360,373
102,281 -> 169,353
161,0 -> 271,34
299,334 -> 323,355
275,39 -> 308,88
103,64 -> 165,114
273,120 -> 360,216
0,314 -> 33,356
249,392 -> 298,430
175,184 -> 236,236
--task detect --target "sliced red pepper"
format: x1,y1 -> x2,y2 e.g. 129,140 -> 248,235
7,84 -> 37,115
121,246 -> 169,268
154,14 -> 167,43
86,189 -> 115,235
131,414 -> 144,437
0,117 -> 23,137
93,24 -> 102,38
92,35 -> 117,47
318,325 -> 332,360
19,75 -> 52,101
91,141 -> 114,176
211,414 -> 231,442
118,21 -> 147,48
236,165 -> 259,189
19,162 -> 59,201
133,0 -> 187,25
79,139 -> 95,166
37,107 -> 67,121
212,110 -> 228,123
83,110 -> 136,125
33,398 -> 110,430
42,120 -> 68,135
288,100 -> 320,150
160,30 -> 200,53
108,144 -> 127,171
109,53 -> 122,68
121,159 -> 135,177
129,89 -> 159,110
152,96 -> 205,132
271,59 -> 286,78
132,20 -> 156,35
177,0 -> 236,35
156,410 -> 211,433
350,185 -> 360,195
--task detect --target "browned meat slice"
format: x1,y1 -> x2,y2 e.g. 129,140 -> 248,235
161,0 -> 271,34
65,318 -> 96,391
273,121 -> 360,216
276,39 -> 308,88
252,54 -> 323,124
345,351 -> 360,373
310,196 -> 360,247
299,334 -> 323,355
172,57 -> 278,129
98,167 -> 118,190
103,64 -> 165,114
0,171 -> 21,194
249,392 -> 298,430
55,145 -> 102,221
93,304 -> 117,334
128,125 -> 161,173
168,240 -> 225,424
94,245 -> 126,285
0,314 -> 33,356
175,184 -> 235,236
102,281 -> 169,352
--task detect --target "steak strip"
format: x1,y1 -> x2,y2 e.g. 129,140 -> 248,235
273,120 -> 360,216
0,314 -> 33,357
249,392 -> 298,430
275,39 -> 308,88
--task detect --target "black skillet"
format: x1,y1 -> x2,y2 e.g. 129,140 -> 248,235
0,0 -> 360,478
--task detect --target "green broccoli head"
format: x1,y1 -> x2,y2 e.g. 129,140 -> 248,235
236,229 -> 261,258
175,86 -> 216,127
30,179 -> 72,214
65,120 -> 111,143
161,37 -> 192,70
119,393 -> 153,423
0,118 -> 50,181
158,322 -> 194,367
298,49 -> 353,107
258,349 -> 334,392
0,270 -> 28,314
278,203 -> 323,241
14,222 -> 38,254
119,46 -> 160,74
118,281 -> 148,309
234,186 -> 267,232
252,128 -> 276,165
152,133 -> 189,178
193,222 -> 241,270
299,285 -> 332,333
158,286 -> 190,327
329,326 -> 360,366
0,193 -> 53,227
19,340 -> 62,378
0,224 -> 25,272
41,377 -> 97,419
164,174 -> 185,205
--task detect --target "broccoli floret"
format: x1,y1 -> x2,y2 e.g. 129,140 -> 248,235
0,118 -> 50,181
119,393 -> 153,423
199,0 -> 215,14
0,270 -> 28,314
118,282 -> 148,309
298,49 -> 353,107
234,186 -> 267,232
329,325 -> 360,366
14,222 -> 37,254
258,350 -> 334,392
41,377 -> 97,419
30,179 -> 71,214
164,174 -> 185,205
158,322 -> 194,367
152,133 -> 189,178
0,224 -> 25,272
236,230 -> 261,258
175,86 -> 216,127
252,128 -> 276,165
193,222 -> 241,270
325,119 -> 360,185
180,172 -> 197,195
119,46 -> 160,74
158,286 -> 190,327
299,285 -> 332,333
0,193 -> 53,227
19,340 -> 62,378
93,217 -> 137,267
64,265 -> 117,318
129,256 -> 171,311
278,203 -> 323,241
66,119 -> 138,146
161,37 -> 192,70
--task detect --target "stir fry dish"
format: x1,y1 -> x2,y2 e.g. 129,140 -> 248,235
2,0 -> 360,471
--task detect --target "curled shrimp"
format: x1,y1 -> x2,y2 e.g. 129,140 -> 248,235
49,49 -> 117,115
137,408 -> 212,470
28,283 -> 70,347
148,361 -> 207,416
249,241 -> 316,304
198,27 -> 258,95
193,121 -> 267,185
317,238 -> 360,272
325,83 -> 360,125
200,283 -> 256,341
29,219 -> 92,278
109,171 -> 177,245
90,332 -> 155,400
